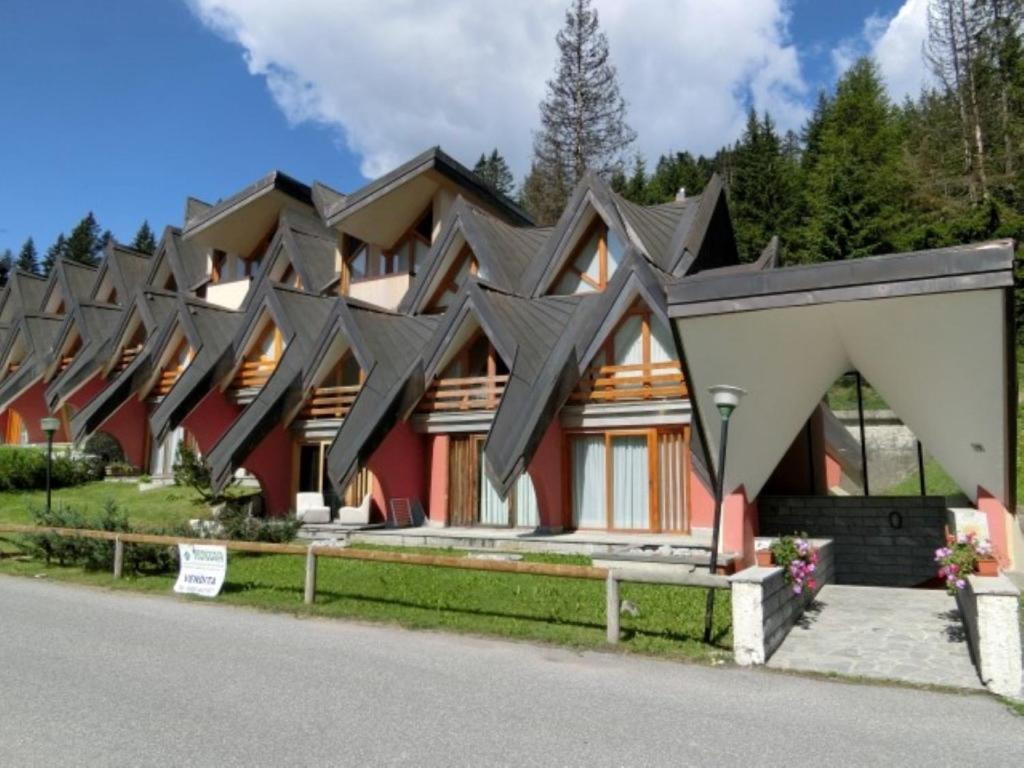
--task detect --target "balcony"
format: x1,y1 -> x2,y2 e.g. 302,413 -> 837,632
418,374 -> 508,412
58,355 -> 75,373
231,359 -> 278,391
571,361 -> 687,404
115,344 -> 143,374
155,366 -> 185,396
299,384 -> 361,420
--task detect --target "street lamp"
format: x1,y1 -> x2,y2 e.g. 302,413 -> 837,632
40,417 -> 60,514
703,384 -> 746,644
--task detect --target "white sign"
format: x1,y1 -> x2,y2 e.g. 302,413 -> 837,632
174,544 -> 227,598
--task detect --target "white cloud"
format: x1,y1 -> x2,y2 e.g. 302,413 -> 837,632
187,0 -> 808,180
832,0 -> 932,102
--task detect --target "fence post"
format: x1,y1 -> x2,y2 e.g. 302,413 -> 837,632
112,537 -> 124,579
606,571 -> 620,643
304,547 -> 317,605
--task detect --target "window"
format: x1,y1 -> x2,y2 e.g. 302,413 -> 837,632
568,428 -> 689,532
553,219 -> 623,294
573,306 -> 685,403
446,434 -> 539,527
211,250 -> 257,284
232,321 -> 284,389
297,442 -> 373,515
341,208 -> 433,293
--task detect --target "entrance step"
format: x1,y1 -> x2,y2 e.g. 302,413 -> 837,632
767,585 -> 982,690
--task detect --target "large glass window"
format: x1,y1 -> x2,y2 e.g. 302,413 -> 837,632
553,220 -> 620,294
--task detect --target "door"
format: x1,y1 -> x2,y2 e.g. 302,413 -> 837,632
447,435 -> 539,528
448,435 -> 478,526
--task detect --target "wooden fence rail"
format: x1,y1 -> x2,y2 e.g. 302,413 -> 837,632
0,524 -> 730,644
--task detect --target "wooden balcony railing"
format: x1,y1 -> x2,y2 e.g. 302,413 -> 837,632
299,384 -> 361,420
571,361 -> 687,403
418,374 -> 508,412
7,363 -> 19,374
115,344 -> 143,374
58,355 -> 75,373
231,359 -> 277,390
155,366 -> 185,396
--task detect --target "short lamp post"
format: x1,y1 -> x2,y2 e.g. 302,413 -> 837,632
703,384 -> 746,644
40,417 -> 60,514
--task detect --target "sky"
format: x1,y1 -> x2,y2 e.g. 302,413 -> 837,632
0,0 -> 930,259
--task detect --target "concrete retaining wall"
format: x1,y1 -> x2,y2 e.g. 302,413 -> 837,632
730,539 -> 835,666
956,574 -> 1023,699
759,496 -> 946,587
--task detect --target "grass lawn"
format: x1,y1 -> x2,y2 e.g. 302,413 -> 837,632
0,481 -> 209,530
883,457 -> 966,498
0,542 -> 732,662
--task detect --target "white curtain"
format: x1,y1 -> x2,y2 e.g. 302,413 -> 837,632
613,316 -> 644,365
650,319 -> 674,364
572,435 -> 605,527
612,436 -> 649,529
478,449 -> 509,526
514,472 -> 539,528
150,427 -> 184,477
606,228 -> 623,274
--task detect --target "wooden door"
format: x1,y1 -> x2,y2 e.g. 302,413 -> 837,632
447,436 -> 478,526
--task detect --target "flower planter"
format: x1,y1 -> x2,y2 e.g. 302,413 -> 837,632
975,557 -> 999,577
755,549 -> 774,567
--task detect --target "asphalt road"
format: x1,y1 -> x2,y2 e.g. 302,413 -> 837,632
1,576 -> 1022,767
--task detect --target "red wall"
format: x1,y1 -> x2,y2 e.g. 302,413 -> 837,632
423,433 -> 448,524
241,423 -> 294,517
8,380 -> 68,443
98,396 -> 149,469
64,373 -> 107,413
367,421 -> 428,523
180,390 -> 241,455
528,420 -> 565,531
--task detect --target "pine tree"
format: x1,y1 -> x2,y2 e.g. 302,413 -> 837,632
728,109 -> 800,262
794,58 -> 909,262
473,150 -> 515,198
42,234 -> 68,276
0,249 -> 12,286
130,220 -> 157,255
527,0 -> 636,222
65,212 -> 104,266
622,155 -> 648,203
16,238 -> 38,274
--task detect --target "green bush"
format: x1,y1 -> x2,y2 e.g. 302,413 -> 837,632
26,501 -> 183,574
216,499 -> 300,543
105,461 -> 139,477
0,446 -> 103,491
83,432 -> 125,465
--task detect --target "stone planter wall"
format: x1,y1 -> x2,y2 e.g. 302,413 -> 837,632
730,539 -> 834,666
956,574 -> 1023,699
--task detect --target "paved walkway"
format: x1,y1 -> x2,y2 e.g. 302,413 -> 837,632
768,584 -> 983,690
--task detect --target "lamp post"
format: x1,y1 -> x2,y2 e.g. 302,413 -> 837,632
703,384 -> 746,644
40,417 -> 60,514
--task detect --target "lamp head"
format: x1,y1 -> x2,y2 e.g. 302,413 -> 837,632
40,416 -> 60,436
708,385 -> 746,419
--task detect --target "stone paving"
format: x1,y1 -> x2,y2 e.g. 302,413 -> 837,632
767,584 -> 983,690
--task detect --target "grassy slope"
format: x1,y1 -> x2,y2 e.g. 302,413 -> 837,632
0,547 -> 732,661
0,481 -> 208,530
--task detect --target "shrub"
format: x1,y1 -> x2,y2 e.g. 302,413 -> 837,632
83,432 -> 125,466
105,461 -> 140,478
216,499 -> 300,543
0,446 -> 102,491
173,445 -> 238,504
934,532 -> 992,594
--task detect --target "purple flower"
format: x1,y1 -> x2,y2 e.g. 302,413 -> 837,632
955,579 -> 966,590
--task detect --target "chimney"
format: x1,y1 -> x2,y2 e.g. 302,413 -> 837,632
675,187 -> 686,202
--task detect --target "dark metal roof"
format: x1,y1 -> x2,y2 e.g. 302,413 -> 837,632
0,270 -> 48,322
667,239 -> 1016,317
147,298 -> 244,442
311,181 -> 346,221
182,170 -> 313,236
0,314 -> 64,410
325,146 -> 533,228
91,243 -> 151,304
69,290 -> 181,441
206,287 -> 337,491
39,259 -> 99,312
45,302 -> 124,410
254,209 -> 339,297
324,309 -> 439,493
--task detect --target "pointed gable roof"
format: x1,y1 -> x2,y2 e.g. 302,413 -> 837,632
90,242 -> 151,305
147,297 -> 245,443
69,289 -> 181,442
324,308 -> 439,492
40,258 -> 99,314
0,269 -> 47,324
206,286 -> 337,491
44,300 -> 124,409
255,208 -> 339,297
145,227 -> 209,293
0,313 -> 65,410
400,197 -> 551,312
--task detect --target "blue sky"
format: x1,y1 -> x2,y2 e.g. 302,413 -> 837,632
0,0 -> 911,259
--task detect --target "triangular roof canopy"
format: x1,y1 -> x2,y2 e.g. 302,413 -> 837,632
669,240 -> 1018,511
0,270 -> 47,324
182,170 -> 314,255
256,209 -> 340,296
324,147 -> 532,244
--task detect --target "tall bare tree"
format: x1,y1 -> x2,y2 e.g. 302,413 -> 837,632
523,0 -> 636,223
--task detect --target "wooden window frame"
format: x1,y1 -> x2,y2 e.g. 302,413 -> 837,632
426,244 -> 479,312
561,426 -> 691,533
340,208 -> 432,295
553,219 -> 611,294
